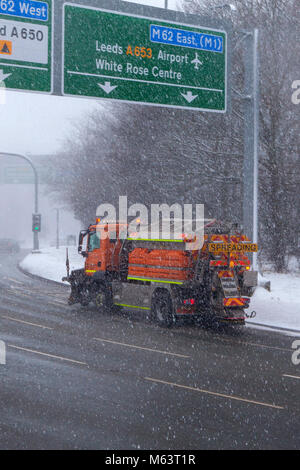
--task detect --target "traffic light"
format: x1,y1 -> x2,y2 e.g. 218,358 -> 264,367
32,214 -> 41,233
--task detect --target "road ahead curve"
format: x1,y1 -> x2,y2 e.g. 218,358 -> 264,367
0,251 -> 299,449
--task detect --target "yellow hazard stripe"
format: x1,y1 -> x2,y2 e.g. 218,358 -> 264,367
86,270 -> 97,273
127,276 -> 183,285
224,298 -> 245,306
114,303 -> 150,310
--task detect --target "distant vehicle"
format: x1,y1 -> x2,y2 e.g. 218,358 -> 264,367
0,238 -> 20,253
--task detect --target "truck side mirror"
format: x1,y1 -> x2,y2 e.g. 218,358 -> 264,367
78,231 -> 86,253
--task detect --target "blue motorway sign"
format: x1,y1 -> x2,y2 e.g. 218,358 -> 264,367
150,25 -> 224,53
0,0 -> 48,22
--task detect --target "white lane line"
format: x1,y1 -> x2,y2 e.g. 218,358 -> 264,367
49,298 -> 66,305
12,292 -> 31,298
7,287 -> 32,296
94,337 -> 190,359
48,302 -> 67,308
6,278 -> 23,285
145,377 -> 285,410
242,342 -> 292,352
2,315 -> 53,330
221,337 -> 292,353
283,374 -> 300,380
8,344 -> 87,366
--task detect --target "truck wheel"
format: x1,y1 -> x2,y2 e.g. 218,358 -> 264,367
152,291 -> 174,328
94,284 -> 112,311
79,285 -> 90,307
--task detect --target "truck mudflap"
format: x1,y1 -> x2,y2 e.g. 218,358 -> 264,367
219,308 -> 246,324
219,297 -> 250,324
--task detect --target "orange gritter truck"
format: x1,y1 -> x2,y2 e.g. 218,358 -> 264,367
64,218 -> 258,327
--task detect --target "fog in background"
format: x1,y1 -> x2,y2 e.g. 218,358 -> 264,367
0,0 -> 179,246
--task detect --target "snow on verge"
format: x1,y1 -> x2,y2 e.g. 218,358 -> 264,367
20,246 -> 83,285
247,273 -> 300,331
20,247 -> 300,331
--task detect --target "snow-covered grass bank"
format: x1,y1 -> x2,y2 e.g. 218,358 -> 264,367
247,273 -> 300,331
20,247 -> 300,332
20,246 -> 83,285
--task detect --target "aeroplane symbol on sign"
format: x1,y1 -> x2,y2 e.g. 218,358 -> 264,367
191,52 -> 203,70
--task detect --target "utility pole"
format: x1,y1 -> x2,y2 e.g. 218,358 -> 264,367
0,152 -> 40,252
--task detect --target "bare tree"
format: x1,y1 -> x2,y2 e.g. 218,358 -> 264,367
49,0 -> 299,272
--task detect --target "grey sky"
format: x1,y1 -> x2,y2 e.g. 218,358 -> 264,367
0,0 -> 181,156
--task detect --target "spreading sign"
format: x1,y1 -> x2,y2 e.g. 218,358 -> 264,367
208,243 -> 258,253
63,4 -> 227,112
0,0 -> 52,93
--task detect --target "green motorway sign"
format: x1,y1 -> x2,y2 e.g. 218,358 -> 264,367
1,165 -> 49,184
63,4 -> 227,112
0,0 -> 52,94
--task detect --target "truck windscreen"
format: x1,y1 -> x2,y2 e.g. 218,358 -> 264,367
88,232 -> 100,252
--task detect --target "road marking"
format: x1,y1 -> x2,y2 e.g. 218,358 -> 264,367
6,277 -> 23,285
8,286 -> 32,296
2,315 -> 53,330
47,302 -> 67,309
221,337 -> 292,353
241,341 -> 292,352
11,291 -> 31,298
145,377 -> 285,410
94,337 -> 190,359
283,374 -> 300,380
49,298 -> 66,305
8,344 -> 87,366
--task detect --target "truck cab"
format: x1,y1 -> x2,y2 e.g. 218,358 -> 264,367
78,222 -> 127,277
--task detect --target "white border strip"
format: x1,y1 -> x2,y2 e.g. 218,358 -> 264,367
67,70 -> 223,94
0,62 -> 48,71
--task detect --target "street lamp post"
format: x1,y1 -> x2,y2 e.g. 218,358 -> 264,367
0,152 -> 40,252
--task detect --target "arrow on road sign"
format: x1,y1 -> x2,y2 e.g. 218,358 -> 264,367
0,69 -> 12,83
98,81 -> 118,95
181,91 -> 198,103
